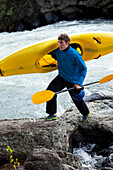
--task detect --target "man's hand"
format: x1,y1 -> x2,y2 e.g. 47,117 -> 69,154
74,84 -> 82,90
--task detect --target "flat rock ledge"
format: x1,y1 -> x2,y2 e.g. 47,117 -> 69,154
0,93 -> 113,169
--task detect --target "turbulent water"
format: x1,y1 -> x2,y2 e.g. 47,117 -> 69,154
73,144 -> 106,170
0,19 -> 113,169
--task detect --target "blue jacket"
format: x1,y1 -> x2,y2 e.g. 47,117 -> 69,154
51,46 -> 87,86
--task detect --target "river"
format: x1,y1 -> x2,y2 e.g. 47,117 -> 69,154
0,19 -> 113,169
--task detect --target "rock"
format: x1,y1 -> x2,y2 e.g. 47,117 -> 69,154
66,107 -> 113,151
70,0 -> 77,6
84,92 -> 113,102
0,118 -> 76,162
15,23 -> 24,31
56,150 -> 82,169
57,0 -> 70,11
0,95 -> 113,169
101,153 -> 113,169
29,17 -> 40,27
24,147 -> 81,170
44,12 -> 59,23
78,0 -> 100,7
44,12 -> 56,23
24,147 -> 63,170
61,6 -> 83,19
0,0 -> 113,32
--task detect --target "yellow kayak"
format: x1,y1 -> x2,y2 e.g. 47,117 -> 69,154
0,32 -> 113,77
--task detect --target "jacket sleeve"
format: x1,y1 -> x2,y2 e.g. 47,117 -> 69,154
75,53 -> 87,86
48,48 -> 58,60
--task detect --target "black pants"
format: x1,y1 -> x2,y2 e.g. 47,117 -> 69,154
46,75 -> 90,116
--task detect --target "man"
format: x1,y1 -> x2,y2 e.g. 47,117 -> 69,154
45,33 -> 91,122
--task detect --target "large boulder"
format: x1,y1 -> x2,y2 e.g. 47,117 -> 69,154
24,147 -> 81,170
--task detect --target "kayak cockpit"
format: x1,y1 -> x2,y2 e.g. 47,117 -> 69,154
37,43 -> 83,69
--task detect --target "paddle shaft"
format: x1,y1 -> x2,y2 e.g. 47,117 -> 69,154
55,81 -> 99,95
32,74 -> 113,105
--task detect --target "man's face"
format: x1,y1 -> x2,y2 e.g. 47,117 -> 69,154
58,40 -> 69,50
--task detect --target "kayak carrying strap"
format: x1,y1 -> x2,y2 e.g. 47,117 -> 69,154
0,69 -> 3,76
94,54 -> 101,59
93,37 -> 101,44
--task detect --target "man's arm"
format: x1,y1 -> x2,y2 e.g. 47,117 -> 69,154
48,48 -> 58,60
75,52 -> 87,86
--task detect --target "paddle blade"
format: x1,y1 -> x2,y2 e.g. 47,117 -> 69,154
99,74 -> 113,84
32,90 -> 55,105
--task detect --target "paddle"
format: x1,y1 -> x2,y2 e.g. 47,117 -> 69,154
32,74 -> 113,105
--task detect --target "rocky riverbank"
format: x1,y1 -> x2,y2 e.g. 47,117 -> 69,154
0,91 -> 113,169
0,0 -> 113,32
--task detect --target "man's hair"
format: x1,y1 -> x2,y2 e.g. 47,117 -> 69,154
58,33 -> 70,43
